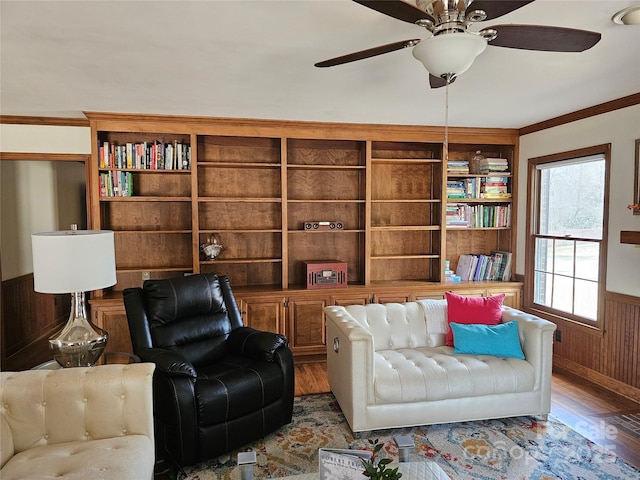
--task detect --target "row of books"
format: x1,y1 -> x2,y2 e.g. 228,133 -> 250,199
99,171 -> 133,197
446,203 -> 512,228
98,140 -> 191,170
456,251 -> 512,282
447,176 -> 511,199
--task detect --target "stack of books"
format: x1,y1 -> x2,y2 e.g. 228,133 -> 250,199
446,204 -> 469,228
446,180 -> 467,199
480,176 -> 511,199
480,157 -> 510,174
447,159 -> 469,174
455,251 -> 512,282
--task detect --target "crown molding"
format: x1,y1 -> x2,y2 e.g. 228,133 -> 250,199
0,115 -> 89,127
519,92 -> 640,136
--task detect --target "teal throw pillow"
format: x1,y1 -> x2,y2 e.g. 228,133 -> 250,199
450,321 -> 525,359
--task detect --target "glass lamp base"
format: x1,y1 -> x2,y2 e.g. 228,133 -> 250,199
49,292 -> 108,368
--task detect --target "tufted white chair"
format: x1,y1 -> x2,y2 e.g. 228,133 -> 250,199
0,363 -> 155,480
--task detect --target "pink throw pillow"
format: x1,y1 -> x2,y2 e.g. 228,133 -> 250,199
445,292 -> 505,347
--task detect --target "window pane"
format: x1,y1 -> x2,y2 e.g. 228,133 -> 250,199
551,274 -> 573,313
554,240 -> 574,276
538,160 -> 604,239
575,241 -> 599,281
534,271 -> 552,307
574,279 -> 598,320
535,238 -> 553,272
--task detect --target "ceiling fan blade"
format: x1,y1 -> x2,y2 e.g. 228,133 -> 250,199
469,1 -> 536,21
353,0 -> 434,24
483,24 -> 601,52
315,39 -> 420,68
429,74 -> 456,89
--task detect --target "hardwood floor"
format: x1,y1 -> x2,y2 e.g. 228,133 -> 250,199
551,369 -> 640,470
295,362 -> 640,471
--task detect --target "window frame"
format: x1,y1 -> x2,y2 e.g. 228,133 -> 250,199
524,144 -> 610,330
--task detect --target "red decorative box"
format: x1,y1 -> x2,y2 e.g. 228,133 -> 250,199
303,261 -> 347,289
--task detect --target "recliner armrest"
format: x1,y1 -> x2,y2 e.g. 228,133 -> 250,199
137,347 -> 197,378
227,327 -> 287,362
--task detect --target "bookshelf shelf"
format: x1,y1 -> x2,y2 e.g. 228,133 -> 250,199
371,225 -> 441,231
201,258 -> 282,264
446,198 -> 512,203
100,196 -> 191,202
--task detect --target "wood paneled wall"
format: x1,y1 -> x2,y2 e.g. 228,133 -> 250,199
602,292 -> 640,388
1,273 -> 68,370
552,291 -> 640,403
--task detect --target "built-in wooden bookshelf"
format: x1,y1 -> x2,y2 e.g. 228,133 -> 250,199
287,139 -> 366,286
370,141 -> 442,283
445,143 -> 517,274
86,113 -> 521,356
196,135 -> 283,287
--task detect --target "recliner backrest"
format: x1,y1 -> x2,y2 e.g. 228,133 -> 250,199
125,273 -> 244,367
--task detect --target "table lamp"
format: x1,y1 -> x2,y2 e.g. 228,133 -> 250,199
31,227 -> 116,367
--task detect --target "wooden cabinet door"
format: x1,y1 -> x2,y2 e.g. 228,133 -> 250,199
446,288 -> 485,298
238,296 -> 285,334
373,293 -> 411,304
486,287 -> 521,309
287,296 -> 328,356
330,293 -> 371,306
92,304 -> 133,354
412,292 -> 446,300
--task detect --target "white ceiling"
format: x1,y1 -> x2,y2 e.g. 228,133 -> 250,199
1,0 -> 639,129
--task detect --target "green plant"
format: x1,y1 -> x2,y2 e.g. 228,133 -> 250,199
361,439 -> 402,480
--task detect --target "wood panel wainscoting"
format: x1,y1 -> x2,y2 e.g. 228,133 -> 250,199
1,273 -> 69,370
551,290 -> 640,404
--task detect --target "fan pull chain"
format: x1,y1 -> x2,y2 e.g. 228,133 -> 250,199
444,76 -> 450,163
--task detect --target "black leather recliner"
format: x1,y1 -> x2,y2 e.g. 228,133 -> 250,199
123,273 -> 295,468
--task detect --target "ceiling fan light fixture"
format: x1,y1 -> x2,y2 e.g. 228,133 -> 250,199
412,32 -> 487,78
612,4 -> 640,25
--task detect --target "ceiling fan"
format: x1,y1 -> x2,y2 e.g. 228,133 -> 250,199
315,0 -> 601,88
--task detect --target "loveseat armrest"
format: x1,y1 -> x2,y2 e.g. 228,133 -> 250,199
137,347 -> 197,378
324,306 -> 376,433
501,306 -> 556,392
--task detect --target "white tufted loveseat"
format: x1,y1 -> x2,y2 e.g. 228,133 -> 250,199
0,363 -> 155,480
325,300 -> 556,434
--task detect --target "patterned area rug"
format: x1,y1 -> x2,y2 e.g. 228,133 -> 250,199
183,393 -> 639,479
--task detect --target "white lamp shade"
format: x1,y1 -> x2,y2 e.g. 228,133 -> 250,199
32,230 -> 117,293
412,32 -> 487,77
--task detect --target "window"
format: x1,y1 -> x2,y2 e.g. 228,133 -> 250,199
526,145 -> 610,327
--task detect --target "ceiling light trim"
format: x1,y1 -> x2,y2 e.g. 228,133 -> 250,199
612,4 -> 640,25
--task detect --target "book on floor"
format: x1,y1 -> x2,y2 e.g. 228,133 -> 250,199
318,448 -> 372,480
